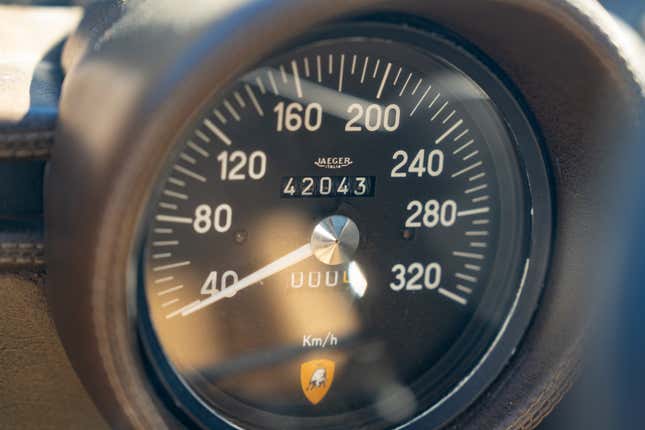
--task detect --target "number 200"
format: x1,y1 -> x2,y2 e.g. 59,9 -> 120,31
345,103 -> 400,132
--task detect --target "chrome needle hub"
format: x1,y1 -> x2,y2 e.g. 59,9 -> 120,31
310,215 -> 360,265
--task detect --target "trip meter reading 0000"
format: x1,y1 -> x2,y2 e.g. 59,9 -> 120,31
137,24 -> 551,430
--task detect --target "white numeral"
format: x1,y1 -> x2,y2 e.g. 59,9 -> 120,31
200,270 -> 239,296
391,149 -> 444,178
354,177 -> 368,195
319,177 -> 332,195
283,177 -> 296,196
217,150 -> 267,181
193,203 -> 233,233
337,177 -> 350,195
405,200 -> 457,228
345,103 -> 400,132
274,102 -> 322,132
302,177 -> 315,196
390,263 -> 442,291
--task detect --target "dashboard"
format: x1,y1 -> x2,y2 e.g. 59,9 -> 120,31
0,1 -> 643,429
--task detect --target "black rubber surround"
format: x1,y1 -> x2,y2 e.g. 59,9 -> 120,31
135,22 -> 552,430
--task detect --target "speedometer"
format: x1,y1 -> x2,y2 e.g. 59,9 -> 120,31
137,23 -> 551,430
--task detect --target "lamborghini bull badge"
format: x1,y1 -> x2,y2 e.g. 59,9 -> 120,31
300,359 -> 336,405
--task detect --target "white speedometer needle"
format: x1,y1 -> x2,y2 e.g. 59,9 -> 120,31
180,243 -> 313,317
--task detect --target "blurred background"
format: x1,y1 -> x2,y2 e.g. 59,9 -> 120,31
0,0 -> 643,37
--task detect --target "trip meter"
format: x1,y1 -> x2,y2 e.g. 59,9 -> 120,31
137,23 -> 551,430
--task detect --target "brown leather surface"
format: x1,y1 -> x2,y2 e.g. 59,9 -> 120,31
0,273 -> 107,430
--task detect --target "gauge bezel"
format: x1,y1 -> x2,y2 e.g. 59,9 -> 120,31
135,21 -> 553,430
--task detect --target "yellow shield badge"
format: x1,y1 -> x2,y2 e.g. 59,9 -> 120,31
300,359 -> 335,405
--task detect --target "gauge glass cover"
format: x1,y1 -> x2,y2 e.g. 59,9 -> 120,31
137,24 -> 550,430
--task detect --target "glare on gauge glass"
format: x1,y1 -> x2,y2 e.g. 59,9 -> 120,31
138,28 -> 535,430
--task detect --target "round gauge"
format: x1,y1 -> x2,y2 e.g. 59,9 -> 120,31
137,23 -> 551,430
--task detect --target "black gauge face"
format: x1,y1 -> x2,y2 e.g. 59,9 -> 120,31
138,24 -> 550,430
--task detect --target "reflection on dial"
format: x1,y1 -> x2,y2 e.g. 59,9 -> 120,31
138,26 -> 542,430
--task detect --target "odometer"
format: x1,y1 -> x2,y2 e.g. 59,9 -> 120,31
138,23 -> 551,430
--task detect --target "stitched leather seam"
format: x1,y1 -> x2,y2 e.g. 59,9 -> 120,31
0,242 -> 45,265
0,132 -> 53,158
